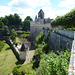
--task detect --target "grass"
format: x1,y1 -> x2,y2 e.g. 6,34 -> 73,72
0,43 -> 18,75
18,62 -> 34,74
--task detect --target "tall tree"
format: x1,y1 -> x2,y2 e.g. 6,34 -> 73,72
10,29 -> 17,41
0,22 -> 4,29
22,20 -> 30,31
25,16 -> 33,21
14,13 -> 22,28
1,17 -> 8,25
3,26 -> 10,36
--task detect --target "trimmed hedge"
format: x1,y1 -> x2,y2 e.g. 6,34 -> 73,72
51,8 -> 75,28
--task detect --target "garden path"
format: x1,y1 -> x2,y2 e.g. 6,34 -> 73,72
23,50 -> 34,64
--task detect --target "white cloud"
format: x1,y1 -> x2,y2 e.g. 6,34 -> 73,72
0,6 -> 13,17
53,9 -> 71,17
41,6 -> 56,19
0,0 -> 74,21
8,0 -> 51,9
15,8 -> 35,20
58,0 -> 75,9
8,0 -> 51,20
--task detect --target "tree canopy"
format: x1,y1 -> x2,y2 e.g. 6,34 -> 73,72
0,13 -> 22,29
22,20 -> 30,31
0,22 -> 4,29
22,16 -> 33,31
0,14 -> 33,31
3,26 -> 10,36
25,16 -> 33,21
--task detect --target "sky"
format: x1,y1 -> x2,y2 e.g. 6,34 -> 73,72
0,0 -> 75,21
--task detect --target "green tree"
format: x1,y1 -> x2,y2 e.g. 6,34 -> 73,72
3,26 -> 10,36
5,14 -> 15,26
10,29 -> 17,41
22,20 -> 30,31
5,13 -> 22,29
25,16 -> 33,21
0,22 -> 4,29
1,17 -> 8,25
14,13 -> 22,28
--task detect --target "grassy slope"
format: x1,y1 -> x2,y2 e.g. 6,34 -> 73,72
0,43 -> 18,75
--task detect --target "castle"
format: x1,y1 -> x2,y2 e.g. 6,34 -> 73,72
30,9 -> 53,44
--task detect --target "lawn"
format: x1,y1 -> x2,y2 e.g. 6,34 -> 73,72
0,43 -> 18,75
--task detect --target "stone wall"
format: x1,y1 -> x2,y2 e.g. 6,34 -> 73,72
43,28 -> 74,51
5,38 -> 20,60
44,28 -> 75,74
5,38 -> 28,61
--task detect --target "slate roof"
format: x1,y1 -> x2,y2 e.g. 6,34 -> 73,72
20,43 -> 26,51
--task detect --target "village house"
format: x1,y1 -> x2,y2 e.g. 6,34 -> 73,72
19,40 -> 31,60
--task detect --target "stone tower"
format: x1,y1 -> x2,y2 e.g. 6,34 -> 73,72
38,9 -> 44,24
38,9 -> 44,19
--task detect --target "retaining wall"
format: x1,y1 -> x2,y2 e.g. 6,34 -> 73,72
43,28 -> 74,51
43,28 -> 75,74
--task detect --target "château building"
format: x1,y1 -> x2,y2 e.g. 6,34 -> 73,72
30,9 -> 53,44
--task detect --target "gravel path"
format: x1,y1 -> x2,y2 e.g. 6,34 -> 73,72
23,50 -> 34,64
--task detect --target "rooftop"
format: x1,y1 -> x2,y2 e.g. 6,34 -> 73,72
21,40 -> 30,43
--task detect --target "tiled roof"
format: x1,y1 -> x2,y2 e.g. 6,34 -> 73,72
20,43 -> 26,51
21,40 -> 30,43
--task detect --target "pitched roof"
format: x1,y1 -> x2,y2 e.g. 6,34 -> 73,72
21,40 -> 30,43
20,43 -> 26,51
38,9 -> 44,14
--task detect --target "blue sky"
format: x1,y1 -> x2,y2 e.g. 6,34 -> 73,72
0,0 -> 75,20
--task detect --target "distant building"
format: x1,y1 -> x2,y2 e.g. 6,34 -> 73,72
30,9 -> 53,44
55,16 -> 60,19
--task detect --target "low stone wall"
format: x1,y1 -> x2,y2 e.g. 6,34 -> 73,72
5,38 -> 30,61
5,38 -> 20,60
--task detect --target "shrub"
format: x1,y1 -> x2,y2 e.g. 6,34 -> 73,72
36,32 -> 44,44
12,65 -> 22,75
21,34 -> 30,39
36,50 -> 71,75
10,29 -> 17,41
3,25 -> 10,36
